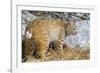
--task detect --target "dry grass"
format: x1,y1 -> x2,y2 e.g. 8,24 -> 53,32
25,47 -> 90,63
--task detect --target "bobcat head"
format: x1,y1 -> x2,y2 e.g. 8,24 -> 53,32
64,21 -> 78,36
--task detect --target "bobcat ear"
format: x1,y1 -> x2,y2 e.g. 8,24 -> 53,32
64,21 -> 70,27
66,20 -> 75,26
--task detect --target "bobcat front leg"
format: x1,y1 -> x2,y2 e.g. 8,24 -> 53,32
53,40 -> 64,60
53,28 -> 64,60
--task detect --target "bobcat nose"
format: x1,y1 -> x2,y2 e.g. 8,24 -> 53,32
73,31 -> 77,35
25,31 -> 32,39
75,31 -> 77,34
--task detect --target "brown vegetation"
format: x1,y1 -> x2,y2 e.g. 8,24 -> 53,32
24,45 -> 90,63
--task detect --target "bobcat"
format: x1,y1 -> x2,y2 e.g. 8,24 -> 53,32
24,18 -> 77,61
